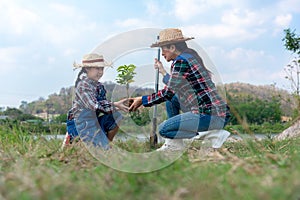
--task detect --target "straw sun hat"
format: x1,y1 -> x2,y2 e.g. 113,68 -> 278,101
73,53 -> 112,70
150,28 -> 194,48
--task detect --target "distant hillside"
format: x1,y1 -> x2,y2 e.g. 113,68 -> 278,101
19,82 -> 297,117
224,82 -> 296,116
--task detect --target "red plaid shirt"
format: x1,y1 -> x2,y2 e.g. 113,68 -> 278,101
142,51 -> 230,118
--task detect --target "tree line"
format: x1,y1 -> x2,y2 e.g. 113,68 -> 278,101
0,82 -> 297,126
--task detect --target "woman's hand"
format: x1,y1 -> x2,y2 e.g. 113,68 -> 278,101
113,99 -> 129,112
154,58 -> 167,76
128,97 -> 143,112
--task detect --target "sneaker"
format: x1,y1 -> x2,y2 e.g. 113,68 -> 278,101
204,130 -> 231,149
156,138 -> 186,152
61,132 -> 71,149
192,131 -> 211,140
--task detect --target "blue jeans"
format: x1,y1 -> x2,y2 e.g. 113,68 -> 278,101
166,95 -> 181,119
160,95 -> 229,139
71,109 -> 122,149
66,118 -> 79,142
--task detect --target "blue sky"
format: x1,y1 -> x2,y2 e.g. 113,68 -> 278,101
0,0 -> 300,108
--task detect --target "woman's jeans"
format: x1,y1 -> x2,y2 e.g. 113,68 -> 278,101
71,109 -> 122,149
160,95 -> 229,139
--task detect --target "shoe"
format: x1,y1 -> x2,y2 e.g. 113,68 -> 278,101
61,132 -> 71,149
192,131 -> 211,140
156,138 -> 186,152
204,130 -> 231,149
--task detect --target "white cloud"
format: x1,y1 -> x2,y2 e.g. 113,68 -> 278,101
204,45 -> 286,85
173,0 -> 299,42
274,14 -> 292,28
176,5 -> 271,43
0,1 -> 93,50
226,48 -> 268,62
145,1 -> 160,16
184,24 -> 265,42
0,46 -> 26,73
114,18 -> 155,28
173,0 -> 241,21
115,18 -> 143,27
221,8 -> 265,27
37,3 -> 93,47
49,3 -> 79,18
0,1 -> 40,35
277,0 -> 300,13
173,0 -> 206,21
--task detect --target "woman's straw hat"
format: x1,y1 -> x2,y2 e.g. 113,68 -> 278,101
150,28 -> 194,48
73,53 -> 112,70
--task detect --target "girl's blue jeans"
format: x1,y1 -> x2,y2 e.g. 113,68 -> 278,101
67,109 -> 122,149
160,95 -> 229,139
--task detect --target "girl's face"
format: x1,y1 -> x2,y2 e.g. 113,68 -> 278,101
86,67 -> 104,81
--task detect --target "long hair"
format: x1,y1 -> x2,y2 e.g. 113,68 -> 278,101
75,68 -> 87,87
166,42 -> 212,75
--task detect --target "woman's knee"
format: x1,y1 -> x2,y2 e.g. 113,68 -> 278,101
158,123 -> 174,138
158,123 -> 167,137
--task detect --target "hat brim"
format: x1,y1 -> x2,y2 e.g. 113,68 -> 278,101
73,61 -> 113,70
150,37 -> 194,48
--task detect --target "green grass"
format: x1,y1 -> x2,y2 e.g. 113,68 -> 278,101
1,125 -> 300,200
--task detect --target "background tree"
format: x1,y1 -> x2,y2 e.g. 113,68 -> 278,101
282,28 -> 300,115
19,101 -> 29,113
227,94 -> 282,125
3,107 -> 41,121
283,28 -> 300,55
54,113 -> 68,123
275,28 -> 300,140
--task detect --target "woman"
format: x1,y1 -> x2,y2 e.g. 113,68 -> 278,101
129,28 -> 231,151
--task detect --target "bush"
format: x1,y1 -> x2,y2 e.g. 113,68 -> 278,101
226,122 -> 290,134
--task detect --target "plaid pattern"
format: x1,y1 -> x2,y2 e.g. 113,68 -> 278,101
142,52 -> 230,118
69,76 -> 113,118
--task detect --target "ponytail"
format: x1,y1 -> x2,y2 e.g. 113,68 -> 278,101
75,68 -> 87,87
165,42 -> 212,75
182,47 -> 213,76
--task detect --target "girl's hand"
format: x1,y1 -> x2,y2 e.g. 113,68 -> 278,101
113,99 -> 129,112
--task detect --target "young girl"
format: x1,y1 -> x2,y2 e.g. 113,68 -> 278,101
63,53 -> 128,150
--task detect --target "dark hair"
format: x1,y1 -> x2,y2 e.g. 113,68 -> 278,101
75,68 -> 87,87
163,42 -> 188,52
165,42 -> 212,75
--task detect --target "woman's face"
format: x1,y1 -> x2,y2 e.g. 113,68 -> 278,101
86,67 -> 104,81
161,45 -> 178,62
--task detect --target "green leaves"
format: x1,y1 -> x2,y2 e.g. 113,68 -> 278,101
116,64 -> 137,98
116,64 -> 137,86
282,28 -> 300,55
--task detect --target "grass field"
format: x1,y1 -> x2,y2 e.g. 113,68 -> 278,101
1,125 -> 300,200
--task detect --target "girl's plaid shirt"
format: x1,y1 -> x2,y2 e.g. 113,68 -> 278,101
69,76 -> 113,118
142,52 -> 230,118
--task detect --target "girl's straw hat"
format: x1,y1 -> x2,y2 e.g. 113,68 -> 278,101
150,28 -> 194,48
73,53 -> 112,70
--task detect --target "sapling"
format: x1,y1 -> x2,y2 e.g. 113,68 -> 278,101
116,64 -> 136,105
116,64 -> 150,126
